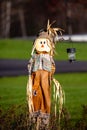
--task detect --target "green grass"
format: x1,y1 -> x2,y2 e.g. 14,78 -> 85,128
0,73 -> 87,121
54,73 -> 87,120
0,76 -> 27,110
0,39 -> 32,59
55,42 -> 87,60
0,39 -> 87,60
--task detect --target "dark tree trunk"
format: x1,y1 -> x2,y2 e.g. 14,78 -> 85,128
18,8 -> 27,37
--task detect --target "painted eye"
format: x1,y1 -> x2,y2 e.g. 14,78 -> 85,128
44,41 -> 46,44
40,41 -> 42,44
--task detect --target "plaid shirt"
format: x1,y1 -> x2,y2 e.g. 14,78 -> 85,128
28,53 -> 55,75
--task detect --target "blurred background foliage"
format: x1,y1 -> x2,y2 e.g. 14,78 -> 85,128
0,0 -> 87,38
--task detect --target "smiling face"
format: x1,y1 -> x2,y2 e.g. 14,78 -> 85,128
35,38 -> 51,52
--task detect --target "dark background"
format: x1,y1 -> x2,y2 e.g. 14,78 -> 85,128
0,0 -> 87,37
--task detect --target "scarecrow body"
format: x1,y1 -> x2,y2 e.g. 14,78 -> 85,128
27,20 -> 64,129
28,53 -> 55,114
28,35 -> 55,126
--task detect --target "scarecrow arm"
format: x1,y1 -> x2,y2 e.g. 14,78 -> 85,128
50,56 -> 56,76
50,56 -> 55,80
28,56 -> 34,75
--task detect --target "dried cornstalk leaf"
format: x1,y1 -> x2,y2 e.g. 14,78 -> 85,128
27,75 -> 34,113
53,78 -> 65,122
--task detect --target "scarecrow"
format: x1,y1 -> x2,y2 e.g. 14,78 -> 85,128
27,20 -> 65,129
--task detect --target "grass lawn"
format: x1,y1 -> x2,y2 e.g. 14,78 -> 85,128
0,73 -> 87,121
54,73 -> 87,120
0,39 -> 87,60
0,76 -> 27,110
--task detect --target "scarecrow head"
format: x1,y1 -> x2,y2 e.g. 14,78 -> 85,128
35,37 -> 51,53
31,20 -> 64,56
33,31 -> 53,55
